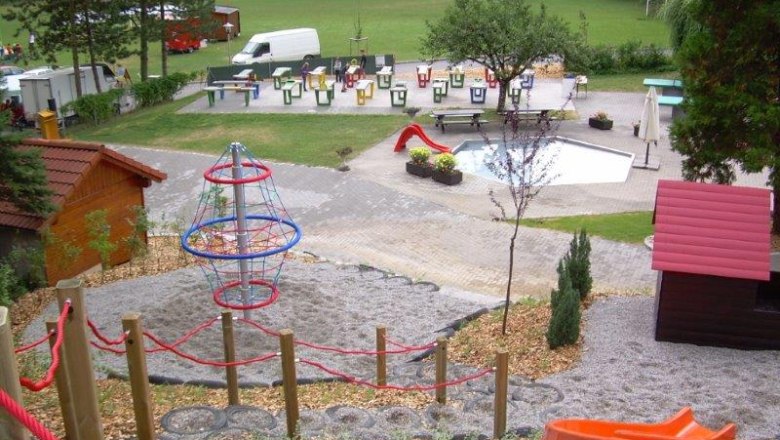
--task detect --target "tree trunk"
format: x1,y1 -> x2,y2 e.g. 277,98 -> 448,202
69,0 -> 83,98
139,0 -> 149,81
501,227 -> 518,335
160,0 -> 168,77
496,80 -> 509,113
84,5 -> 102,94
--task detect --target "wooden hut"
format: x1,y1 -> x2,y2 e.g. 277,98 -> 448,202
0,139 -> 166,285
652,179 -> 779,350
211,5 -> 241,41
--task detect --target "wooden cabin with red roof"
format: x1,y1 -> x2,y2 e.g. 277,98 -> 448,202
652,180 -> 779,350
0,139 -> 166,285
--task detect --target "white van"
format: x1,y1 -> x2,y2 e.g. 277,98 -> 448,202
231,28 -> 320,65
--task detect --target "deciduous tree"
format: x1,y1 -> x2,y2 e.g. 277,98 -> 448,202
421,0 -> 584,112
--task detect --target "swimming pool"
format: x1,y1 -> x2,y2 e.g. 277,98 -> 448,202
452,137 -> 634,186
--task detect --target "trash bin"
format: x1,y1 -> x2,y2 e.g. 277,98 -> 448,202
38,110 -> 60,140
561,73 -> 576,98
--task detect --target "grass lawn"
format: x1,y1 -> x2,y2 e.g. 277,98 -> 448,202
2,0 -> 670,78
67,93 -> 408,168
520,211 -> 654,244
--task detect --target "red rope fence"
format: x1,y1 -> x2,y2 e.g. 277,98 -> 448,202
19,300 -> 70,392
0,388 -> 59,440
14,329 -> 54,354
299,358 -> 494,392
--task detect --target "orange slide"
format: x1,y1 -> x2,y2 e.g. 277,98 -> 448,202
543,407 -> 736,440
393,123 -> 451,153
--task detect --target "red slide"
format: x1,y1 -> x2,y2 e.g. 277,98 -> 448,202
393,123 -> 451,153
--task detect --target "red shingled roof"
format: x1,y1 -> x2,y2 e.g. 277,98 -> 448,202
0,139 -> 166,231
652,179 -> 772,281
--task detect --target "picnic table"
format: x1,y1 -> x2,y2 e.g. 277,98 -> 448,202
203,86 -> 254,107
417,64 -> 432,88
272,67 -> 292,89
430,109 -> 489,133
314,80 -> 336,106
432,77 -> 450,103
469,79 -> 488,104
345,65 -> 361,88
355,79 -> 375,105
389,81 -> 408,107
376,66 -> 393,89
501,109 -> 558,127
213,80 -> 260,100
643,78 -> 683,96
484,68 -> 497,88
308,66 -> 327,89
509,79 -> 523,104
232,69 -> 254,80
281,79 -> 303,105
448,66 -> 465,88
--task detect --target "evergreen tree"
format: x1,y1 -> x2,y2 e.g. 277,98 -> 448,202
669,0 -> 780,233
547,264 -> 580,349
567,229 -> 592,300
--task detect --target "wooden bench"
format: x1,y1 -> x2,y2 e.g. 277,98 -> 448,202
314,80 -> 336,106
657,95 -> 683,107
204,85 -> 253,107
355,79 -> 375,105
272,67 -> 292,89
281,80 -> 303,105
376,66 -> 393,89
430,109 -> 489,133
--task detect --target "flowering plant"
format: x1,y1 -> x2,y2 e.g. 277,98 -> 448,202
434,153 -> 458,174
592,111 -> 611,121
409,147 -> 431,166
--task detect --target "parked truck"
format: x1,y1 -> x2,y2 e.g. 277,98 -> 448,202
19,64 -> 117,122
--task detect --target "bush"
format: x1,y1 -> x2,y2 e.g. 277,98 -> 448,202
547,261 -> 581,349
409,147 -> 431,165
433,153 -> 457,174
61,88 -> 124,125
0,262 -> 26,307
131,71 -> 196,108
567,229 -> 592,300
572,41 -> 674,75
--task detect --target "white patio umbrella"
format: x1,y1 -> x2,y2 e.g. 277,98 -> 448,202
639,86 -> 661,166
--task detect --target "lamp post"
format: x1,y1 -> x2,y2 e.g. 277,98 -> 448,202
224,22 -> 234,65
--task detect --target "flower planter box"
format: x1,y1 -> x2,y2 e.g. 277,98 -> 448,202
589,117 -> 613,130
432,170 -> 463,185
406,161 -> 433,178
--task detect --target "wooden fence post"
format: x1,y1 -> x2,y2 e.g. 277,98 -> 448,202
56,279 -> 104,440
46,319 -> 78,440
123,313 -> 155,440
376,325 -> 387,386
221,311 -> 240,405
435,336 -> 447,404
0,307 -> 30,440
279,329 -> 299,439
493,349 -> 509,439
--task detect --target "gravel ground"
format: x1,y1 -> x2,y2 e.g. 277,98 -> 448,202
26,258 -> 502,386
24,260 -> 780,439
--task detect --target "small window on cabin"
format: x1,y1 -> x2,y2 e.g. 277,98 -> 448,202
755,271 -> 780,313
256,43 -> 270,57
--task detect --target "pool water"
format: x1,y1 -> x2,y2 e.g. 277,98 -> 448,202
453,137 -> 634,186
